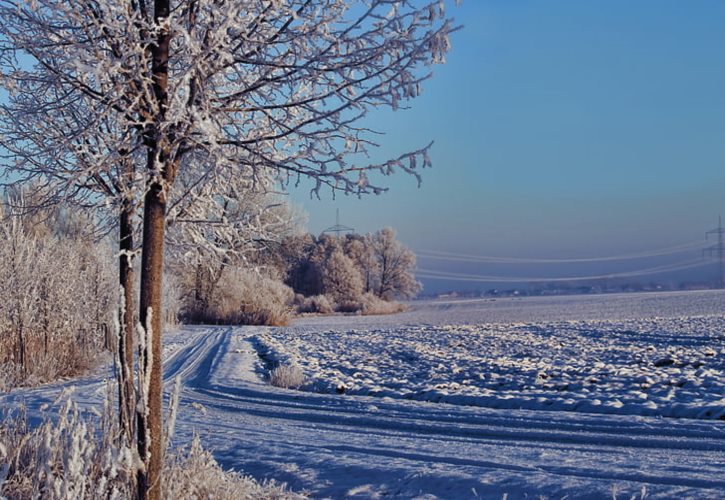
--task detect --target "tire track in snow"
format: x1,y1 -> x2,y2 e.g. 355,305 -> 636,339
162,327 -> 228,386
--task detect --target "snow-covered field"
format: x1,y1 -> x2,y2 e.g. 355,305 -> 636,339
257,315 -> 724,420
2,290 -> 725,498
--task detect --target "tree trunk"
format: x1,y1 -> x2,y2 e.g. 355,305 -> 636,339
136,179 -> 166,500
118,198 -> 136,444
137,2 -> 171,498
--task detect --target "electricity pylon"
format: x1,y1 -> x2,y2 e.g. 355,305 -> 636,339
322,208 -> 354,237
705,215 -> 725,288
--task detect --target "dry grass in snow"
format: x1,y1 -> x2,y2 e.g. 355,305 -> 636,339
269,364 -> 306,390
0,397 -> 302,499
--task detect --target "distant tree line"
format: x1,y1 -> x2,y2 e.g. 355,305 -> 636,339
276,228 -> 420,302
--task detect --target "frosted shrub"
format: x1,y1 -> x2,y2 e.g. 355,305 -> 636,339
297,294 -> 334,314
0,362 -> 24,393
0,204 -> 114,390
269,364 -> 306,390
1,401 -> 301,499
334,300 -> 364,314
205,268 -> 295,326
0,401 -> 135,499
359,293 -> 407,316
298,293 -> 405,316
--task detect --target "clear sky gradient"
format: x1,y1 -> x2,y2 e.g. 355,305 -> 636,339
291,0 -> 725,292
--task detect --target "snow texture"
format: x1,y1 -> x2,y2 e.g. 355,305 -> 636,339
256,316 -> 724,420
2,290 -> 724,499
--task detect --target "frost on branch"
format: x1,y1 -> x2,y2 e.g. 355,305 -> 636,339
0,0 -> 460,199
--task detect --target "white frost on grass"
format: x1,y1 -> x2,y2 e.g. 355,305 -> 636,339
269,364 -> 306,390
255,315 -> 725,419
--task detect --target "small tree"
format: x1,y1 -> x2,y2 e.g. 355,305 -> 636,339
373,227 -> 421,300
318,247 -> 364,306
344,233 -> 380,294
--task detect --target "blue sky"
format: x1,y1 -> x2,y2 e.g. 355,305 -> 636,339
2,1 -> 723,292
292,0 -> 725,291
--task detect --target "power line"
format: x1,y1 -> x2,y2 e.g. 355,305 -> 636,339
416,240 -> 703,264
416,258 -> 710,284
704,215 -> 725,288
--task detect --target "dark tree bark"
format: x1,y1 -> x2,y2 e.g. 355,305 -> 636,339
137,1 -> 171,497
137,178 -> 166,500
118,196 -> 136,444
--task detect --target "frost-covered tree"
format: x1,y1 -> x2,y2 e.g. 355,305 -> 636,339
167,171 -> 300,320
0,67 -> 145,442
344,233 -> 379,294
0,1 -> 457,496
321,251 -> 365,306
372,227 -> 420,299
274,228 -> 419,308
312,236 -> 364,305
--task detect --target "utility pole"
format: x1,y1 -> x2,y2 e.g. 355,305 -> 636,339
705,215 -> 725,288
322,208 -> 355,237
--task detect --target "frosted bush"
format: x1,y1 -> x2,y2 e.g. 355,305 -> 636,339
335,300 -> 363,314
296,293 -> 405,316
358,293 -> 407,316
0,362 -> 24,393
270,364 -> 306,390
0,401 -> 135,499
297,294 -> 335,314
0,203 -> 114,390
190,268 -> 294,326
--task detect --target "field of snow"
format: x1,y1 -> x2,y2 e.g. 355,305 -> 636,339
2,290 -> 724,498
256,316 -> 724,420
